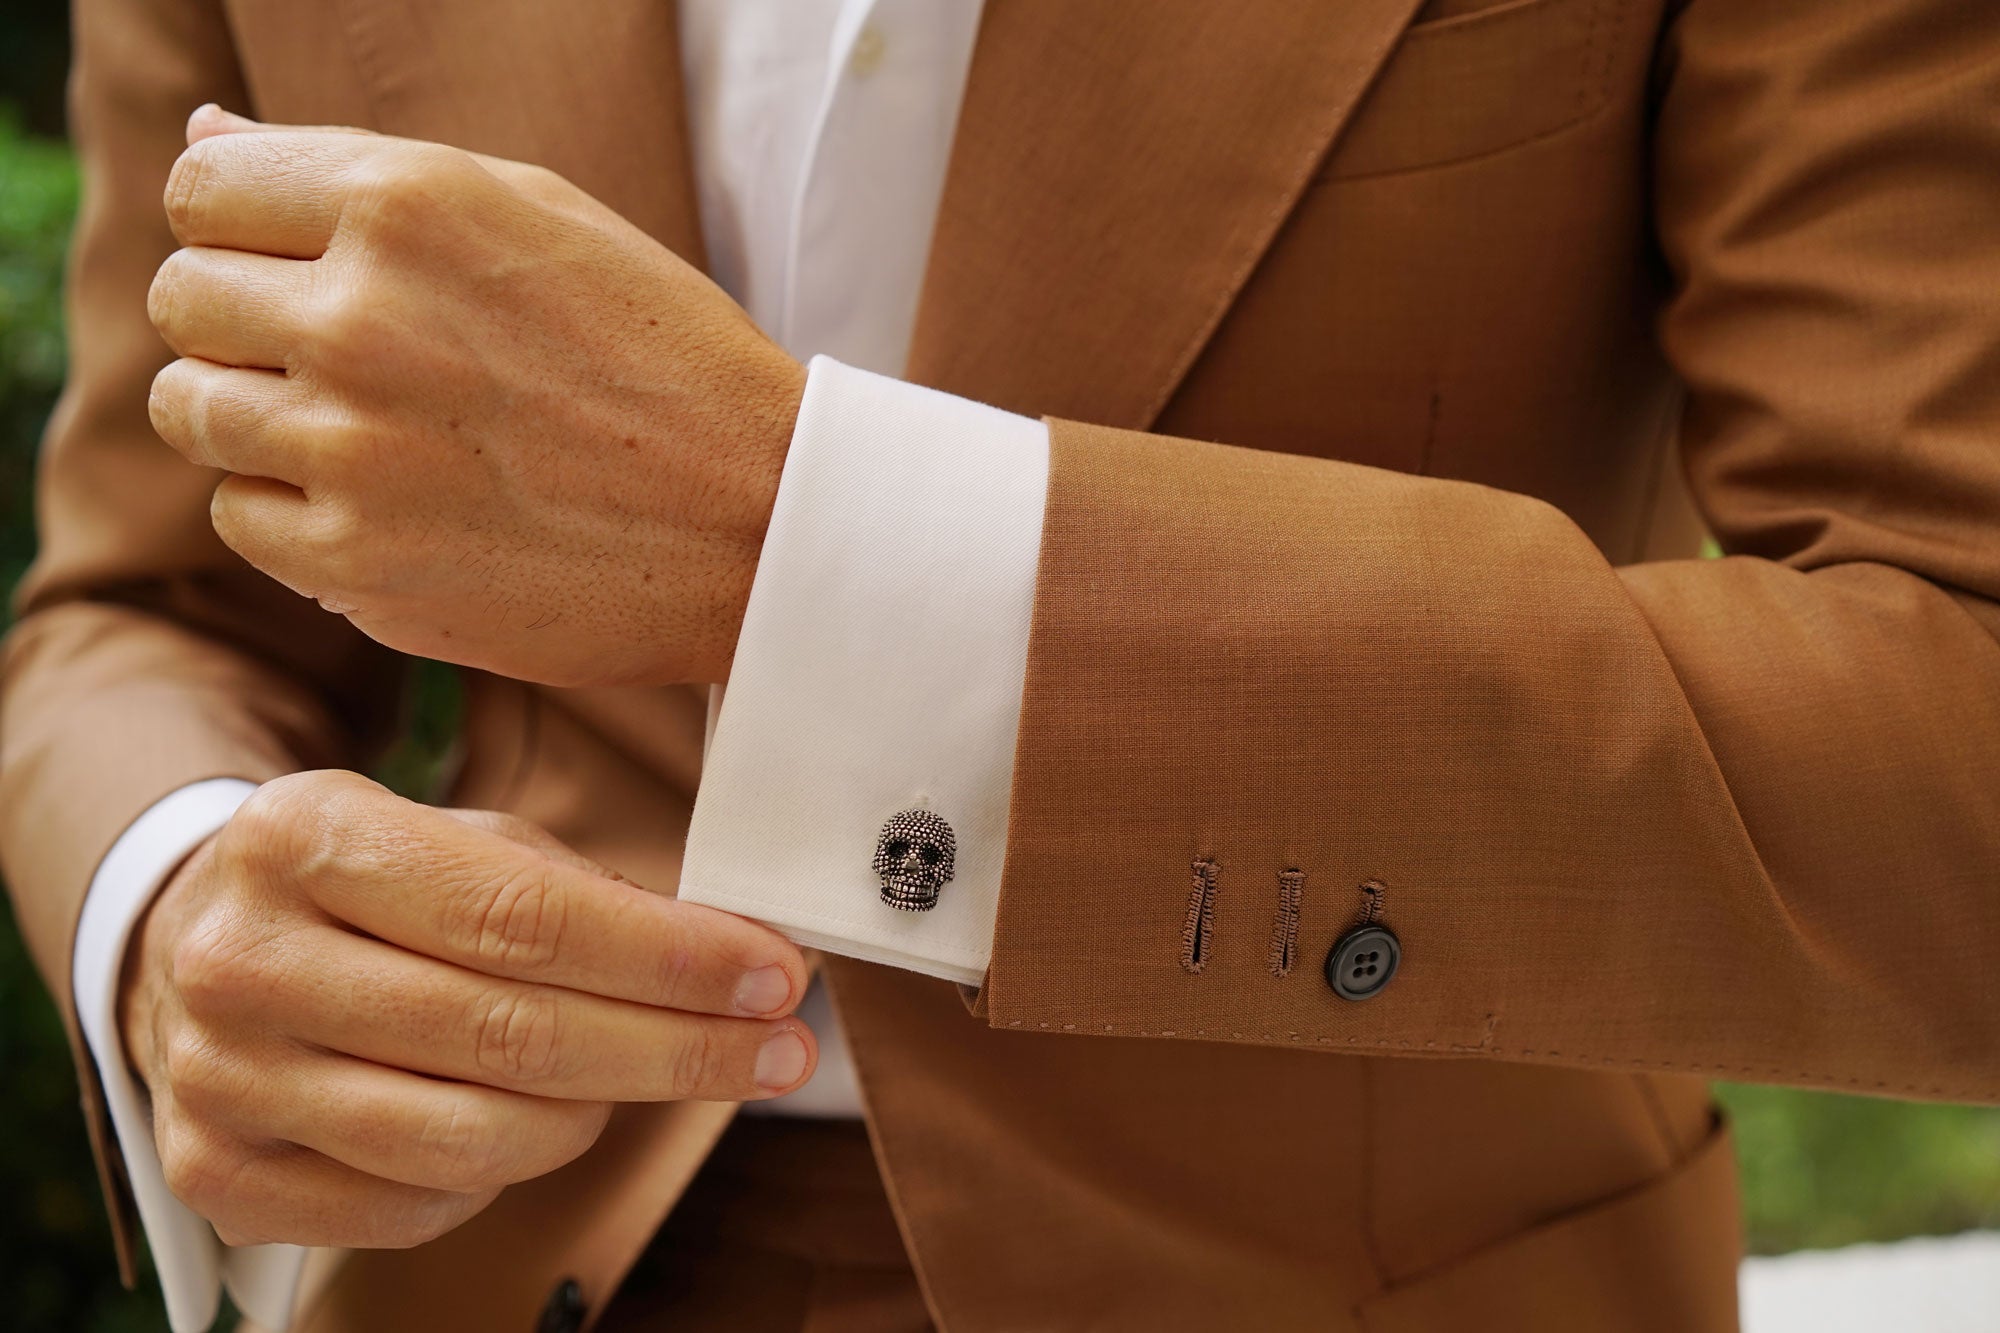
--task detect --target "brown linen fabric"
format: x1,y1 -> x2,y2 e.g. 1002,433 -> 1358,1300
4,0 -> 1996,1328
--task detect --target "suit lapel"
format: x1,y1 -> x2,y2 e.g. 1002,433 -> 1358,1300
334,0 -> 1423,429
334,0 -> 707,268
908,0 -> 1427,429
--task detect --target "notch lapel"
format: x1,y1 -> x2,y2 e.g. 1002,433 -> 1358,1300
908,0 -> 1427,429
335,0 -> 707,268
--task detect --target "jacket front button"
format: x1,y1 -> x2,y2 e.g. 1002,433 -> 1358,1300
536,1278 -> 586,1333
1325,925 -> 1399,1000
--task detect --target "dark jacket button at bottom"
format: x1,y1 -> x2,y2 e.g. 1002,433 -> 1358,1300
537,1277 -> 586,1333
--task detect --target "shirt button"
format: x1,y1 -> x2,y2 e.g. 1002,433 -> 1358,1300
850,25 -> 888,77
1325,925 -> 1400,1001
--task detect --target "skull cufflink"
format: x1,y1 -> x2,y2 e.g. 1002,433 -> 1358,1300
874,809 -> 956,911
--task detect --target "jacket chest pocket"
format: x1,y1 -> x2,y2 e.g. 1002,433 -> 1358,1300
1322,0 -> 1631,180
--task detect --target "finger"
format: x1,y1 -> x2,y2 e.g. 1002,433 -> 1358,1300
181,105 -> 592,236
209,472 -> 324,597
158,1114 -> 490,1249
311,800 -> 805,1018
150,246 -> 314,369
281,928 -> 817,1102
186,1045 -> 609,1193
165,129 -> 390,257
151,358 -> 314,483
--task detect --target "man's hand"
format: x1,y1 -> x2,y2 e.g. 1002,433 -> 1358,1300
145,105 -> 806,688
119,770 -> 815,1249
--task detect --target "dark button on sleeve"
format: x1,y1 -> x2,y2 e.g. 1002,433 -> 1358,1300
1325,925 -> 1399,1000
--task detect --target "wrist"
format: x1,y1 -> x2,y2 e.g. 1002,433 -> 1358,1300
698,347 -> 807,682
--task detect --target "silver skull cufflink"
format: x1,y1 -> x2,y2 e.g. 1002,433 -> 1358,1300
874,809 -> 955,911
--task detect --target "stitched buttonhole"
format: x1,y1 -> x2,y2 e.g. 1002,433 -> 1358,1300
1268,869 -> 1305,978
1181,859 -> 1221,974
1357,879 -> 1387,926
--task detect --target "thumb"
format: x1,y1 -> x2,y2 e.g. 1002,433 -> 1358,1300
185,102 -> 383,146
185,103 -> 262,145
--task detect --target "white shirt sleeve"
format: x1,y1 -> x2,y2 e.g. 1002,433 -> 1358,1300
678,356 -> 1048,985
73,778 -> 307,1333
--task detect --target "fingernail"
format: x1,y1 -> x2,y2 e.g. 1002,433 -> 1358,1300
733,965 -> 791,1017
754,1030 -> 809,1091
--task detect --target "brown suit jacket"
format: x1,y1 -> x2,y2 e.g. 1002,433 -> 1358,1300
6,0 -> 1998,1328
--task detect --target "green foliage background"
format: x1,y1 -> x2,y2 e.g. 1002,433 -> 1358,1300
1,39 -> 1996,1333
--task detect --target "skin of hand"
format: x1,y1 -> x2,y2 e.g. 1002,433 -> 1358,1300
145,105 -> 807,689
118,770 -> 816,1249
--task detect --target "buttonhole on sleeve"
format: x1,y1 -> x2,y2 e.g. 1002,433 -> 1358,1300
1268,869 -> 1305,978
1181,859 -> 1220,974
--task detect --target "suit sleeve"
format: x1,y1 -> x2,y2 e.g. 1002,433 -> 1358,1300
0,0 -> 406,1275
979,0 -> 2000,1103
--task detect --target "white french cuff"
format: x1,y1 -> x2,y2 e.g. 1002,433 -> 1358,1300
679,356 -> 1049,986
74,778 -> 307,1333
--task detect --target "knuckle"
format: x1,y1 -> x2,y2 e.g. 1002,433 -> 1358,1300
469,867 -> 568,971
306,411 -> 376,478
302,499 -> 384,593
563,1100 -> 614,1161
172,373 -> 221,459
225,779 -> 313,874
307,288 -> 382,367
345,147 -> 461,238
669,1026 -> 726,1098
231,773 -> 305,836
171,913 -> 271,1016
159,1029 -> 238,1114
507,161 -> 570,206
243,770 -> 373,878
147,253 -> 187,336
344,158 -> 412,227
148,362 -> 189,447
380,1192 -> 477,1250
415,1098 -> 511,1190
472,990 -> 566,1086
207,476 -> 258,559
159,1120 -> 246,1215
163,143 -> 214,235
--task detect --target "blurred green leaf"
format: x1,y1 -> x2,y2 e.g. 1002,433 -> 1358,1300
1719,1082 -> 2000,1254
0,108 -> 75,616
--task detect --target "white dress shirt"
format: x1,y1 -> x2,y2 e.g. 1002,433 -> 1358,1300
71,1 -> 1046,1328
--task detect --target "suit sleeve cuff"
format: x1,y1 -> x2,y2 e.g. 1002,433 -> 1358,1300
73,778 -> 307,1332
678,356 -> 1049,986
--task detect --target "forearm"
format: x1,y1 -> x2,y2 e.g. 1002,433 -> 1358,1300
676,357 -> 1997,1101
979,419 -> 2000,1100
